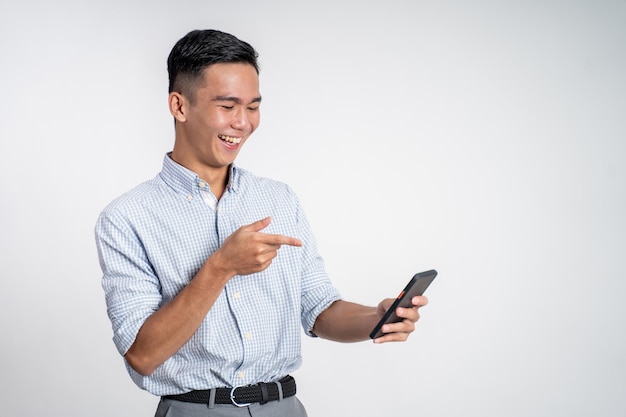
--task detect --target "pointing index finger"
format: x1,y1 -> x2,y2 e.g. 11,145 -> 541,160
261,233 -> 302,247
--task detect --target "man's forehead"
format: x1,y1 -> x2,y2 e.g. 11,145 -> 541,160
197,63 -> 260,101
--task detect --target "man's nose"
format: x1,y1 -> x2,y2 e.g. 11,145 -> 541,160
231,108 -> 251,130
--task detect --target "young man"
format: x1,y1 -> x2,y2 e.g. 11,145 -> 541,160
95,29 -> 428,417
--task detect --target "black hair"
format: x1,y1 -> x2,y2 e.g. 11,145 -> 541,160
167,29 -> 259,103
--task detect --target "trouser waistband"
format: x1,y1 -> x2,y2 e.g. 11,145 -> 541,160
162,375 -> 296,407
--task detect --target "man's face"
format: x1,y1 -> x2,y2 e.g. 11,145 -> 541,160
174,62 -> 261,176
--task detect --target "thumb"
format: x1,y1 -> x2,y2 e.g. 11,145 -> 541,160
243,216 -> 271,232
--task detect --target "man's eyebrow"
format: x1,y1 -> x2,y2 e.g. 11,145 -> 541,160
213,96 -> 262,104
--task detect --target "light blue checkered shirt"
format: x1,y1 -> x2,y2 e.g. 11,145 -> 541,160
95,154 -> 341,395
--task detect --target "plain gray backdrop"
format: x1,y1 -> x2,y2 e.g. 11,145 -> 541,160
1,1 -> 625,416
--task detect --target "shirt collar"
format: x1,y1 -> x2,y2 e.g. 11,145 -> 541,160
159,153 -> 240,197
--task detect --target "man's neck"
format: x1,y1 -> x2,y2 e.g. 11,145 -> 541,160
170,152 -> 230,200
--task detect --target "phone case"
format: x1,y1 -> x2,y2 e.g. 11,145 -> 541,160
369,269 -> 437,339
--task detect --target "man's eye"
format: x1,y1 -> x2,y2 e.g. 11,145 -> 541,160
248,107 -> 259,111
221,105 -> 234,110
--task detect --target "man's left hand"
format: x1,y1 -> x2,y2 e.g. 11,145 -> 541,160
373,295 -> 429,343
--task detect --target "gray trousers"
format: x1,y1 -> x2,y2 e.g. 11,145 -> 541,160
154,396 -> 308,417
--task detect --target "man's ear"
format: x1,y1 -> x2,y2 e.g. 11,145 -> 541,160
169,92 -> 187,123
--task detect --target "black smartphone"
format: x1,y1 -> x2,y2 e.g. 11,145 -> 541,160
369,269 -> 437,339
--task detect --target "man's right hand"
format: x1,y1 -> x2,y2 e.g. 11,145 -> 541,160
211,217 -> 302,277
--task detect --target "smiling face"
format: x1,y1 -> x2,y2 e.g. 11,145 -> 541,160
169,62 -> 261,186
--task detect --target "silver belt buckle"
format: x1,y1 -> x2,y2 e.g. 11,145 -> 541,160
230,385 -> 252,407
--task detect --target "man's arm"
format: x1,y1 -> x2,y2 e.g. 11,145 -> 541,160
123,258 -> 230,376
311,296 -> 429,343
125,217 -> 301,376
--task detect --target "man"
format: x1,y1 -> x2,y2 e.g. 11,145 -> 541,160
95,29 -> 428,417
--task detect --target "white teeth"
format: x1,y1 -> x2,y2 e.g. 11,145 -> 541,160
219,134 -> 242,144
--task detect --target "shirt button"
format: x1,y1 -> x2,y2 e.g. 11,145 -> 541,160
234,292 -> 241,299
187,194 -> 193,201
245,332 -> 252,340
238,372 -> 245,379
199,182 -> 206,188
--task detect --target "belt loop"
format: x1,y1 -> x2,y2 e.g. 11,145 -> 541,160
259,382 -> 269,405
208,388 -> 216,409
276,380 -> 283,401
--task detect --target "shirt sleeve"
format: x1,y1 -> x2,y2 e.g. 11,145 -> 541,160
95,208 -> 162,357
291,190 -> 342,336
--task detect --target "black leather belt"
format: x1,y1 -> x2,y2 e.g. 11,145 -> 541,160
163,375 -> 296,407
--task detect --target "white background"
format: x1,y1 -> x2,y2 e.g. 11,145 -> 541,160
1,1 -> 625,416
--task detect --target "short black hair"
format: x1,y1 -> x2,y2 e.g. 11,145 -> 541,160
167,29 -> 259,103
